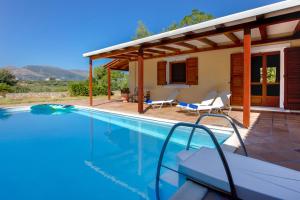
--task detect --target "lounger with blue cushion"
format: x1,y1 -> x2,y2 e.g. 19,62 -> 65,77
185,92 -> 231,114
176,91 -> 217,109
145,90 -> 180,109
185,96 -> 224,114
178,147 -> 300,199
176,102 -> 189,109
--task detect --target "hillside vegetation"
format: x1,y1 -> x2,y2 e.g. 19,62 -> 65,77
0,67 -> 128,97
2,65 -> 88,81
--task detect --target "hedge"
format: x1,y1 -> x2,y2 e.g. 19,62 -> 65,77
68,81 -> 110,96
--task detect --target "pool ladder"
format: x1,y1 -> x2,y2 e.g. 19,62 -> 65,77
155,113 -> 248,200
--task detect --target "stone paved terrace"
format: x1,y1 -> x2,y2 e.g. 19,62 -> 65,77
2,98 -> 300,171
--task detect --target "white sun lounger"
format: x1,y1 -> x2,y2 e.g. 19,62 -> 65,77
145,90 -> 179,109
185,96 -> 224,114
179,147 -> 300,200
176,91 -> 217,109
185,92 -> 231,114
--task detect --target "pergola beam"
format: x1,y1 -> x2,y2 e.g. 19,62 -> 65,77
109,55 -> 133,60
105,59 -> 119,68
175,42 -> 198,50
103,59 -> 129,71
91,47 -> 139,60
130,34 -> 300,61
197,38 -> 218,47
123,53 -> 138,57
259,25 -> 268,40
139,11 -> 300,50
224,32 -> 241,45
156,45 -> 181,52
144,49 -> 166,55
125,52 -> 154,57
294,20 -> 300,36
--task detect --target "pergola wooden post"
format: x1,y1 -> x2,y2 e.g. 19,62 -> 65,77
243,28 -> 251,128
89,57 -> 93,106
107,65 -> 111,100
138,49 -> 144,113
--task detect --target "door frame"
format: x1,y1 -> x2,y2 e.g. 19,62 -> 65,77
251,51 -> 280,107
251,43 -> 290,108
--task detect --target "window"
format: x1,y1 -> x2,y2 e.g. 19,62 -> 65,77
266,54 -> 280,84
266,54 -> 280,96
251,56 -> 263,96
170,62 -> 186,84
156,57 -> 198,86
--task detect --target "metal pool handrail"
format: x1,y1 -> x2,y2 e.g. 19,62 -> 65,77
186,113 -> 248,157
155,122 -> 238,200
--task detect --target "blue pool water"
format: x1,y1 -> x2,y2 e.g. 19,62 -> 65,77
0,106 -> 231,200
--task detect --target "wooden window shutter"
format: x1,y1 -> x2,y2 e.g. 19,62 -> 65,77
230,53 -> 244,106
284,47 -> 300,110
186,57 -> 198,85
157,61 -> 167,85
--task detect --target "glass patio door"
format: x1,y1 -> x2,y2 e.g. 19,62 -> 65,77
251,52 -> 280,107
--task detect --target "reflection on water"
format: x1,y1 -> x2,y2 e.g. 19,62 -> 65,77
84,113 -> 162,199
0,108 -> 12,120
84,111 -> 194,200
84,161 -> 149,200
30,104 -> 75,115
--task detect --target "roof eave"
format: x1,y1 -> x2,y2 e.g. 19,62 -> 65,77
83,0 -> 300,58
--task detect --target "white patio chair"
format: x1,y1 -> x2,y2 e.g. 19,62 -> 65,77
185,91 -> 231,114
176,90 -> 217,109
145,90 -> 180,109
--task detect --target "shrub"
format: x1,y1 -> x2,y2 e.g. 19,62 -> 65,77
0,69 -> 17,86
68,82 -> 89,96
121,87 -> 129,94
0,83 -> 13,96
68,81 -> 113,96
68,81 -> 103,96
12,85 -> 31,93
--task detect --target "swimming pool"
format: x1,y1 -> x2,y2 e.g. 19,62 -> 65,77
0,106 -> 232,200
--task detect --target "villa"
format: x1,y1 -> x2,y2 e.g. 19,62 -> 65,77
84,0 -> 300,129
82,1 -> 300,198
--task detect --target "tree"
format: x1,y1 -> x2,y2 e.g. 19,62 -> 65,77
94,66 -> 107,80
164,9 -> 214,31
93,65 -> 128,93
132,20 -> 152,40
133,10 -> 214,35
0,69 -> 17,86
180,9 -> 214,27
165,22 -> 179,31
0,83 -> 13,94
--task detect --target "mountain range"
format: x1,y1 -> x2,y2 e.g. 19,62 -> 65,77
1,65 -> 88,81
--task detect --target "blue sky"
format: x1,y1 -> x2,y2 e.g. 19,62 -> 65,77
0,0 -> 283,70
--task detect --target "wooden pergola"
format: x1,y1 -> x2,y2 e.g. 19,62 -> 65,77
84,1 -> 300,128
103,59 -> 129,100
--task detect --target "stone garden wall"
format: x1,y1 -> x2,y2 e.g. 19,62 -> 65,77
4,92 -> 68,99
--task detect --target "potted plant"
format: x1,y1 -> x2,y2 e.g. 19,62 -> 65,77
120,87 -> 130,102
